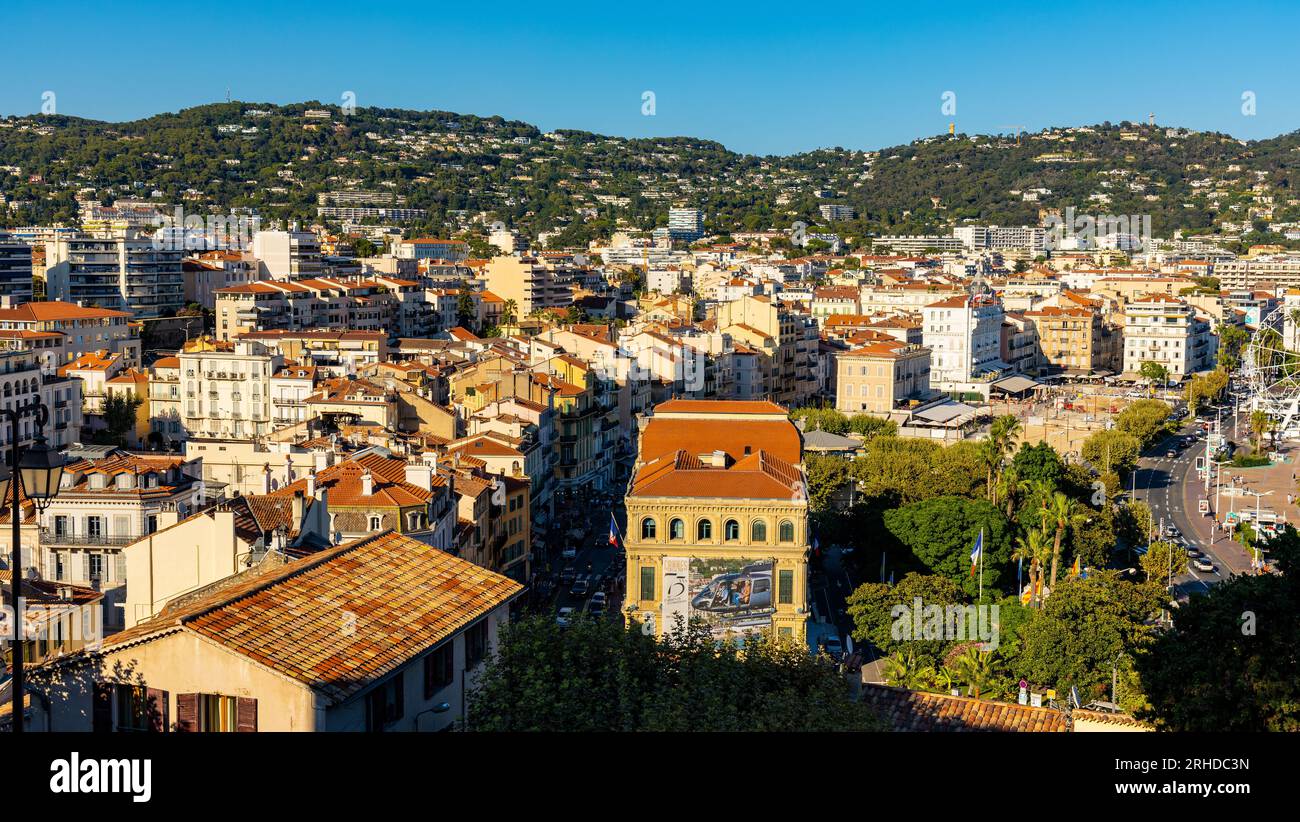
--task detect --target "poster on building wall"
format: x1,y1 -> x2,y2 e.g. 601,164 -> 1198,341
687,557 -> 775,638
662,557 -> 690,632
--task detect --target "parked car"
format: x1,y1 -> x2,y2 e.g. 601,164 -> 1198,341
1191,558 -> 1217,574
556,607 -> 576,628
820,635 -> 844,661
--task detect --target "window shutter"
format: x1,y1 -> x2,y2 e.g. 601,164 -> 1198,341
146,688 -> 168,732
176,693 -> 198,733
236,697 -> 258,732
92,682 -> 112,732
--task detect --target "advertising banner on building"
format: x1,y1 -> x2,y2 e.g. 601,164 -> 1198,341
662,557 -> 690,632
687,557 -> 775,638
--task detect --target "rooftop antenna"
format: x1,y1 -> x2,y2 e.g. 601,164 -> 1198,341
1148,112 -> 1155,126
998,125 -> 1026,146
226,87 -> 231,104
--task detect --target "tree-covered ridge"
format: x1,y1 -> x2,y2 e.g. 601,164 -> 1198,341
3,103 -> 1299,245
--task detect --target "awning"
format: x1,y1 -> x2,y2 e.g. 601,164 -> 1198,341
913,402 -> 977,424
991,375 -> 1040,394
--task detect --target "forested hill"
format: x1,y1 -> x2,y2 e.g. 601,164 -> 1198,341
2,101 -> 1298,246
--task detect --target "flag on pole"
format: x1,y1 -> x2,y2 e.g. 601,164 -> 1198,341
969,531 -> 984,577
608,513 -> 620,546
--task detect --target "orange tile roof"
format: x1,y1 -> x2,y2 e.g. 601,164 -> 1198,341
862,685 -> 1069,732
0,301 -> 132,322
104,530 -> 522,705
653,399 -> 789,416
270,453 -> 438,507
630,448 -> 804,499
640,416 -> 801,465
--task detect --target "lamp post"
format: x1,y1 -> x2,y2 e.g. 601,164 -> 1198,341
1,401 -> 67,733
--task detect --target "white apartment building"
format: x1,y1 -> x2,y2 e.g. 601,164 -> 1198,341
1121,295 -> 1217,381
44,233 -> 185,318
922,294 -> 1008,388
1216,256 -> 1300,291
667,208 -> 704,241
251,229 -> 323,280
180,340 -> 284,440
38,447 -> 205,632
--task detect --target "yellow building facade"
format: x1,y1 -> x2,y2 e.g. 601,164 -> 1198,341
622,399 -> 810,642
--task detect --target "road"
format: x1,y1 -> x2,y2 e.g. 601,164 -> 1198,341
528,485 -> 627,623
1131,409 -> 1254,598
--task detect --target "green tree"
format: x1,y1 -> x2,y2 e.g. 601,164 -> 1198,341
469,615 -> 876,731
1017,571 -> 1165,699
883,496 -> 1014,597
1140,539 -> 1188,585
97,393 -> 143,446
847,414 -> 896,439
805,453 -> 851,513
1138,361 -> 1170,395
1114,399 -> 1172,447
846,572 -> 966,662
1137,527 -> 1300,731
1082,429 -> 1141,477
1010,441 -> 1063,488
1012,527 -> 1053,606
1042,491 -> 1088,590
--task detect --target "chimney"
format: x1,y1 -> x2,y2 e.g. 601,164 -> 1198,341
306,468 -> 316,498
405,458 -> 433,491
291,489 -> 304,529
262,463 -> 272,494
313,449 -> 333,472
361,470 -> 373,497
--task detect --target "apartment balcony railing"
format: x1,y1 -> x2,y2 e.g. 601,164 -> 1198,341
40,530 -> 137,548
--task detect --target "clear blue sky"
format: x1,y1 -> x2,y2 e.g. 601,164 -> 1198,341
5,0 -> 1297,155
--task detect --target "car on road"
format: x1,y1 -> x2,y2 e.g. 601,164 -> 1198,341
1191,558 -> 1217,574
1184,545 -> 1204,559
588,592 -> 607,616
561,546 -> 578,560
570,574 -> 590,597
820,635 -> 844,661
1166,449 -> 1177,458
556,607 -> 576,628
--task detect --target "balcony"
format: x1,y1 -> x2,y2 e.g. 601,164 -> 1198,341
40,530 -> 137,548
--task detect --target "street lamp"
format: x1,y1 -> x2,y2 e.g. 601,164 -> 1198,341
1,401 -> 66,734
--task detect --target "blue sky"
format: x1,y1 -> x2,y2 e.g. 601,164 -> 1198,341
4,0 -> 1297,155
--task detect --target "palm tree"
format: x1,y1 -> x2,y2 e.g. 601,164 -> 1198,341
1042,492 -> 1088,590
502,298 -> 518,327
1249,409 -> 1273,450
881,650 -> 934,690
953,646 -> 996,700
984,415 -> 1022,504
997,463 -> 1022,518
931,665 -> 960,695
1012,527 -> 1052,607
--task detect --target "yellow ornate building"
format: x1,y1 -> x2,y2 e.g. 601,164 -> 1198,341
622,399 -> 810,642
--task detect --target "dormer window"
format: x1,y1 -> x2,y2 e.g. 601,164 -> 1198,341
88,474 -> 106,491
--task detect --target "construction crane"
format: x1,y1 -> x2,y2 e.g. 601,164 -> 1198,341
999,124 -> 1027,145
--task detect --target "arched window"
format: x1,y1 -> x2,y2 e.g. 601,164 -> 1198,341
641,517 -> 656,540
697,519 -> 713,541
724,519 -> 740,541
779,520 -> 795,543
669,518 -> 685,540
751,520 -> 767,543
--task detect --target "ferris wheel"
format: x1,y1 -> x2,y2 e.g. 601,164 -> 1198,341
1241,303 -> 1300,436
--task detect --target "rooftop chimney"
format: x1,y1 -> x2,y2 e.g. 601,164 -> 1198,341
291,490 -> 305,529
360,470 -> 374,497
306,468 -> 317,498
405,458 -> 433,491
